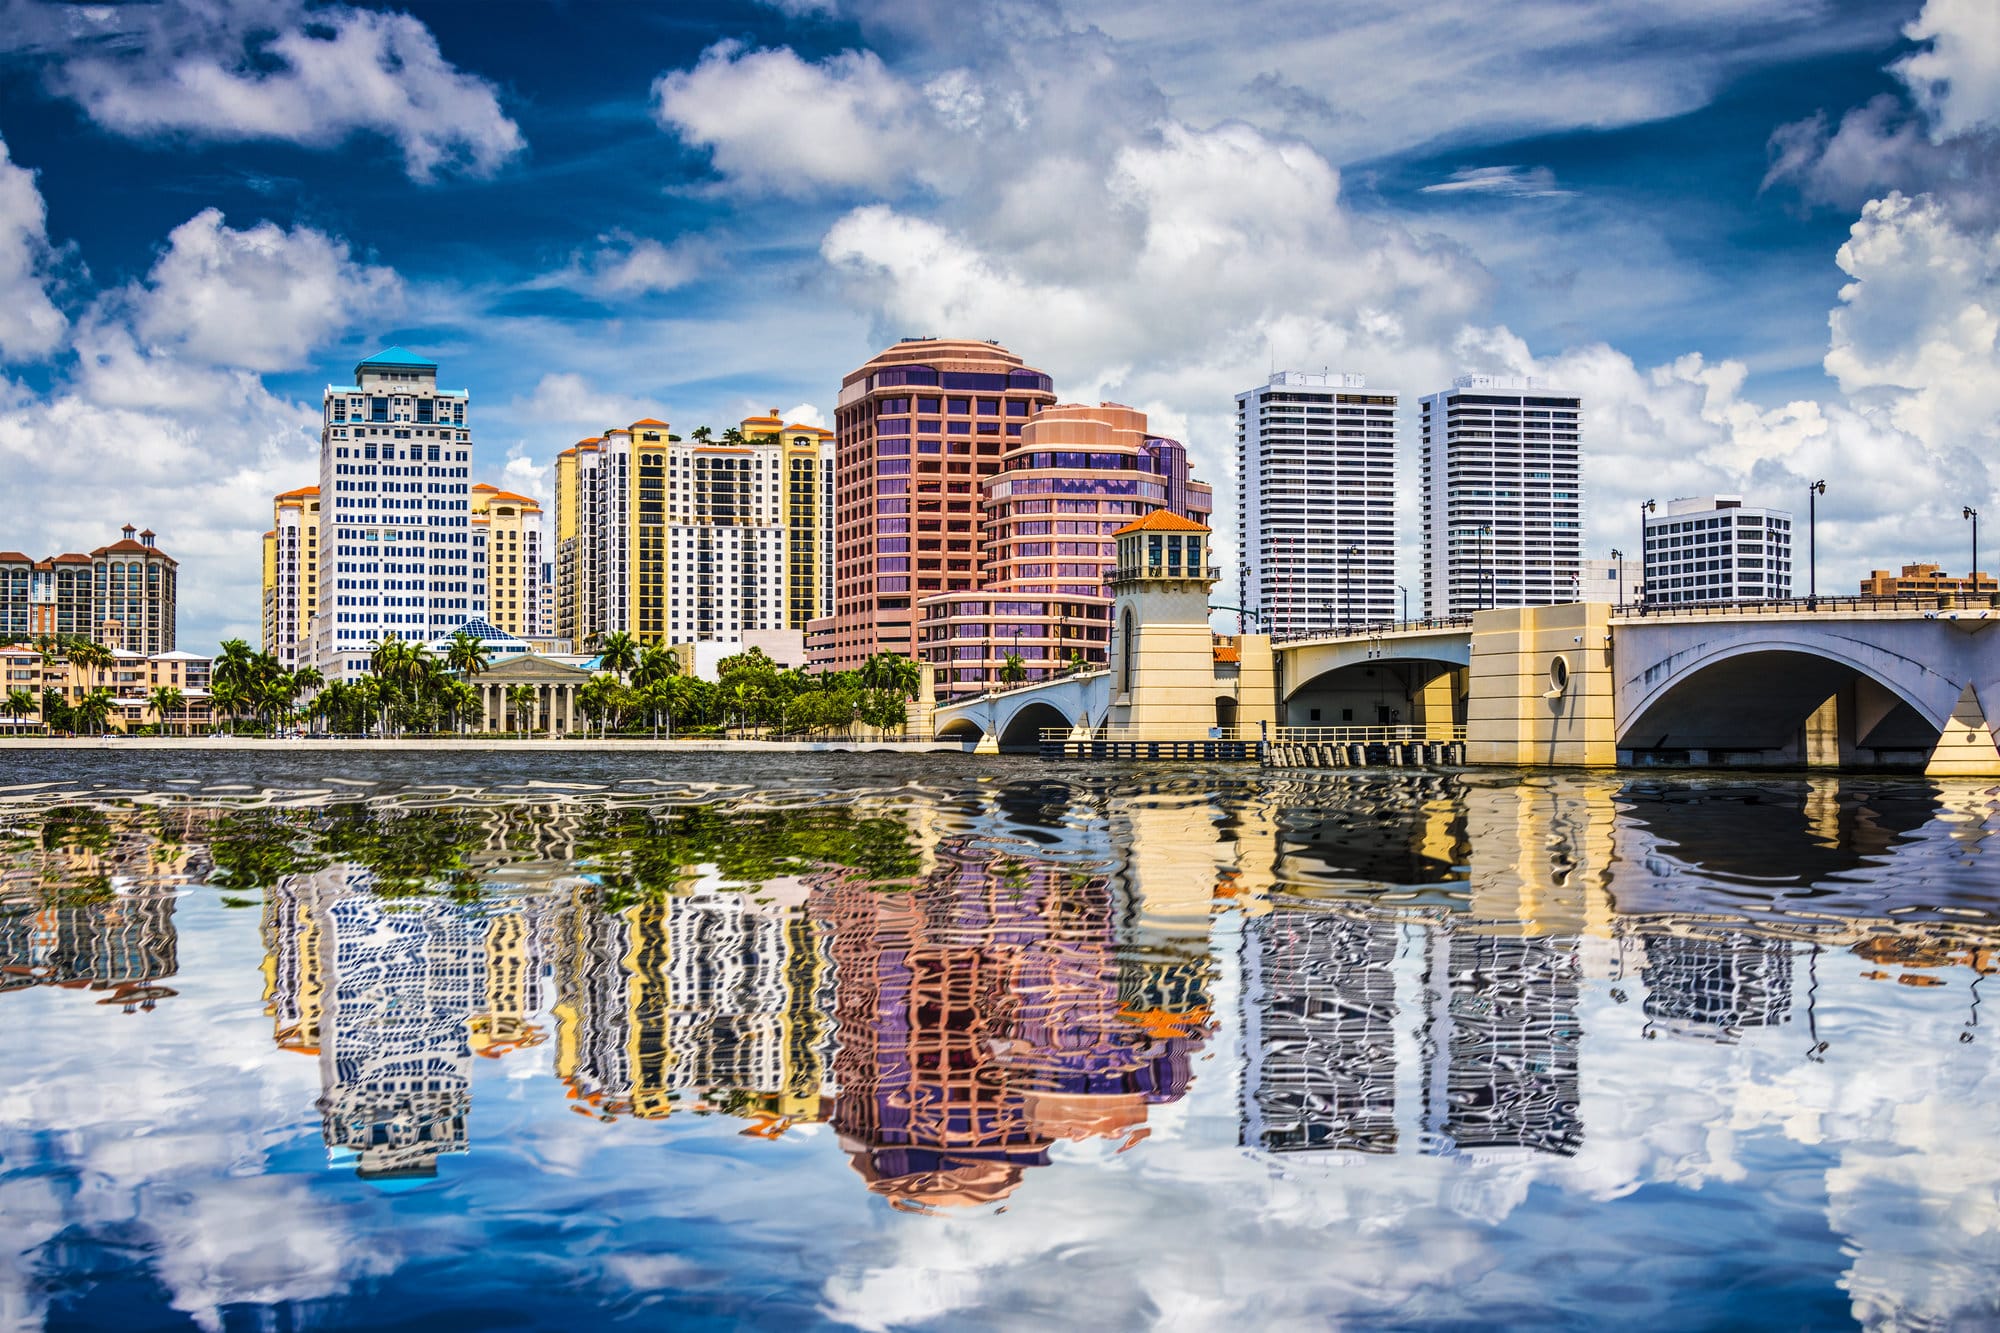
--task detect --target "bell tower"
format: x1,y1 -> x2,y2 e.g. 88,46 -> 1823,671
1107,511 -> 1222,732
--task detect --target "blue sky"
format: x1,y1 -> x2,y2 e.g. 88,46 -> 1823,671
0,0 -> 1993,650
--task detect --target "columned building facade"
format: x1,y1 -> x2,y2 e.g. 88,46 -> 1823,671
811,339 -> 1057,672
1420,376 -> 1583,617
1236,371 -> 1397,636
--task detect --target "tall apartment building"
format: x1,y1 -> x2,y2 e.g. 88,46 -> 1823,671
918,402 -> 1214,698
313,347 -> 478,681
812,339 -> 1058,671
1641,495 -> 1793,606
552,414 -> 832,648
470,485 -> 544,639
1420,376 -> 1582,616
0,525 -> 177,652
1235,371 -> 1397,636
261,486 -> 320,669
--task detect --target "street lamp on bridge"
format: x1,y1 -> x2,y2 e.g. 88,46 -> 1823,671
1807,479 -> 1827,606
1638,500 -> 1656,611
1610,547 -> 1625,605
1967,505 -> 1982,600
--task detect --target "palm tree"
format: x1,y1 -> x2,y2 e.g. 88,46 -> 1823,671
1000,652 -> 1027,685
597,630 -> 639,682
4,687 -> 39,733
689,425 -> 713,443
632,644 -> 678,689
74,687 -> 115,736
506,684 -> 537,735
148,685 -> 185,736
208,678 -> 247,734
444,629 -> 487,682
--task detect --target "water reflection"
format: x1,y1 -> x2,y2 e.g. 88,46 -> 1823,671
0,765 -> 1996,1327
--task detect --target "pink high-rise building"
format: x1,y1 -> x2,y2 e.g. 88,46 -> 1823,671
809,339 -> 1057,672
918,401 -> 1214,699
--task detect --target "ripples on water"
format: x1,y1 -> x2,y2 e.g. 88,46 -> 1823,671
0,751 -> 1996,1329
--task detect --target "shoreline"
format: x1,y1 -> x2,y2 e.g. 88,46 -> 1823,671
0,737 -> 969,753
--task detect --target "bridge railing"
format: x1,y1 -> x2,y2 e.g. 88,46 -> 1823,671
1613,592 -> 2000,618
936,667 -> 1109,707
1039,725 -> 1259,744
1268,724 -> 1466,744
1272,616 -> 1474,645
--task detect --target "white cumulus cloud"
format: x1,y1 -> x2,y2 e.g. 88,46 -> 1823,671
7,0 -> 524,182
122,208 -> 403,373
0,134 -> 66,361
653,41 -> 930,197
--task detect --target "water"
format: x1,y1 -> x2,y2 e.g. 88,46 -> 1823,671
2,751 -> 1996,1330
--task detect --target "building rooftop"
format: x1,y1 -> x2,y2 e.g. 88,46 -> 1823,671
356,345 -> 437,372
1114,510 -> 1211,536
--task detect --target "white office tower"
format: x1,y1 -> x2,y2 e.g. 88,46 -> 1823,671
1235,371 -> 1397,636
1420,376 -> 1582,616
313,347 -> 478,680
1642,495 -> 1793,605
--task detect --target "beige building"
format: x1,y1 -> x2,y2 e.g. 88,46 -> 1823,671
0,525 -> 178,654
552,414 -> 832,650
1859,562 -> 1998,599
262,486 -> 321,669
471,485 -> 545,640
0,645 -> 214,732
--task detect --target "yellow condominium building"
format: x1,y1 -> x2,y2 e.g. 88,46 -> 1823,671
471,485 -> 546,639
262,486 -> 321,669
552,414 -> 833,649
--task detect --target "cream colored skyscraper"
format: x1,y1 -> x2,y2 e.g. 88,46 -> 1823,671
551,413 -> 832,648
470,485 -> 544,639
262,486 -> 320,669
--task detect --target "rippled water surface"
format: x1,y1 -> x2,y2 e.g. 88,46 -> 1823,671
2,750 -> 1997,1330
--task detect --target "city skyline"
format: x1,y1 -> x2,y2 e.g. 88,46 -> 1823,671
0,0 -> 1991,652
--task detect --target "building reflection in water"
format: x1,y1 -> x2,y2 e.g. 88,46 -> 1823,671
0,807 -> 198,1011
811,834 -> 1212,1211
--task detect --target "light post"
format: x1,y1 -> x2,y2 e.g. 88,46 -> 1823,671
1967,505 -> 1981,600
1807,479 -> 1827,606
1638,499 -> 1655,610
1397,583 -> 1409,624
1610,547 -> 1625,605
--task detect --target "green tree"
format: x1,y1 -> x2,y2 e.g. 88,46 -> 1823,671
74,687 -> 115,736
999,652 -> 1027,684
597,630 -> 639,682
4,687 -> 39,732
147,685 -> 184,736
444,629 -> 487,682
506,683 -> 537,734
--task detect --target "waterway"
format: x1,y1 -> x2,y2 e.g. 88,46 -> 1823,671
1,752 -> 1996,1329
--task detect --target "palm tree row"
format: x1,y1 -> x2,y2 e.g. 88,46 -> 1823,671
210,640 -> 324,734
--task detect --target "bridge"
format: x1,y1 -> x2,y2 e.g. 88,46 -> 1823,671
932,670 -> 1112,753
934,595 -> 2000,774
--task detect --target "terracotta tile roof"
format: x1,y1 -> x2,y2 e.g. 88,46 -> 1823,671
1113,509 -> 1211,536
0,551 -> 28,563
629,417 -> 668,428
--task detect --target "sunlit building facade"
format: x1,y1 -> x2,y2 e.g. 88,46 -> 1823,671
0,525 -> 177,653
1236,371 -> 1398,635
1421,376 -> 1583,616
262,485 -> 320,669
312,346 -> 478,681
470,485 -> 545,640
812,339 -> 1059,671
916,401 -> 1213,698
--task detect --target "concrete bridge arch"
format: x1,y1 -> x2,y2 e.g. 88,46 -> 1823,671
1279,629 -> 1472,729
1613,618 -> 1999,768
932,671 -> 1112,752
